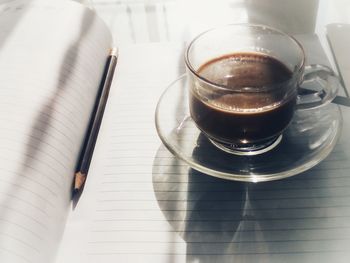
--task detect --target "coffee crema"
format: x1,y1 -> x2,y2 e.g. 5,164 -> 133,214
189,52 -> 296,145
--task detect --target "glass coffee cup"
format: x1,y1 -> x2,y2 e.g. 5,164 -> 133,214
185,24 -> 340,155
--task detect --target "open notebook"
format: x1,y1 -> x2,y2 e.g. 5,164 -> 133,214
1,1 -> 350,263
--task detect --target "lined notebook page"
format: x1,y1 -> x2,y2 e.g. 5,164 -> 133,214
58,40 -> 350,263
0,0 -> 112,262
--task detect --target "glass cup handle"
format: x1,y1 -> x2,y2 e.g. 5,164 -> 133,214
297,64 -> 342,109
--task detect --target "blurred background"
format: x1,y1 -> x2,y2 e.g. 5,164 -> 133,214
72,0 -> 350,46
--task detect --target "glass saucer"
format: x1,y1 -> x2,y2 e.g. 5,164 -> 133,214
155,75 -> 343,182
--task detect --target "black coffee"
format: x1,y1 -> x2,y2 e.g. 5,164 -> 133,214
189,53 -> 296,145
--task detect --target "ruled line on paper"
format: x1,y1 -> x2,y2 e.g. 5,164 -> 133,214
84,250 -> 350,255
91,215 -> 350,222
95,205 -> 350,212
100,177 -> 350,184
91,229 -> 350,235
0,218 -> 43,241
0,99 -> 82,132
101,183 -> 350,192
0,204 -> 50,229
0,231 -> 40,252
0,191 -> 49,216
90,226 -> 350,233
0,246 -> 31,263
0,150 -> 67,183
0,179 -> 56,207
0,133 -> 71,169
88,238 -> 350,244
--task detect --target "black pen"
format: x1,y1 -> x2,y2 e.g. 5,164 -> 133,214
73,48 -> 118,197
